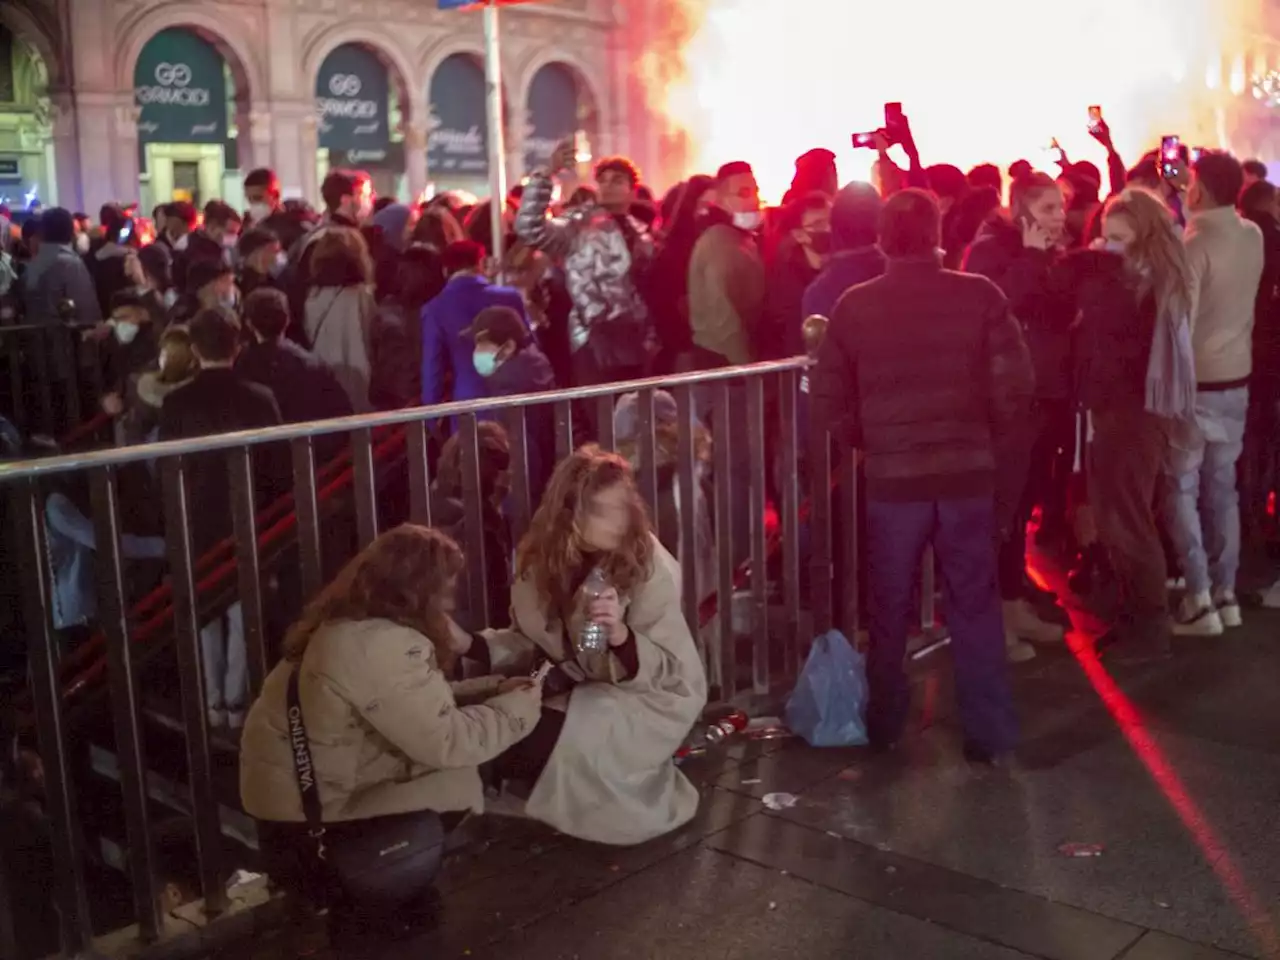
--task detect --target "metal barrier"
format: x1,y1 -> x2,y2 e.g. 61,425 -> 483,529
1,319 -> 108,441
0,357 -> 923,958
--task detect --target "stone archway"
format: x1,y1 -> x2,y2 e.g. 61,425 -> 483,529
521,59 -> 602,175
0,14 -> 57,208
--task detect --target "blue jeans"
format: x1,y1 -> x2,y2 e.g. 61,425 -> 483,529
1161,388 -> 1248,596
865,496 -> 1017,755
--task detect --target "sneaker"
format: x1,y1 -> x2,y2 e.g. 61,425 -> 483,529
1004,599 -> 1066,644
1213,589 -> 1242,629
1166,576 -> 1187,590
1005,629 -> 1037,663
207,707 -> 227,729
1172,591 -> 1224,637
1262,579 -> 1280,610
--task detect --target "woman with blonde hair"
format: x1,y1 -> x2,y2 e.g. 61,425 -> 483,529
304,227 -> 376,412
454,446 -> 708,846
1073,186 -> 1195,662
239,525 -> 541,931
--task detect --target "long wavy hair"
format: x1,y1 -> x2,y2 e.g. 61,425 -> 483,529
515,446 -> 654,614
282,525 -> 465,671
1103,187 -> 1194,321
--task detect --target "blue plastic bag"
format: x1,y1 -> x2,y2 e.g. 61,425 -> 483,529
785,630 -> 869,747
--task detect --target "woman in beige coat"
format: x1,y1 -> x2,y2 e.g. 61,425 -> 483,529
239,525 -> 541,917
455,447 -> 708,846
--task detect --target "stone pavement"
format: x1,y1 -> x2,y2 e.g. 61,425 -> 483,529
227,599 -> 1280,960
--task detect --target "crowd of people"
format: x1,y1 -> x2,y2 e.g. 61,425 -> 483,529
2,101 -> 1279,953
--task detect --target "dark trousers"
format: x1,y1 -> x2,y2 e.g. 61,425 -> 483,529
1241,384 -> 1280,542
570,348 -> 646,441
1089,407 -> 1169,639
866,496 -> 1017,755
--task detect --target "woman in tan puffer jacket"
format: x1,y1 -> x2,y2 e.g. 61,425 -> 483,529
239,525 -> 541,931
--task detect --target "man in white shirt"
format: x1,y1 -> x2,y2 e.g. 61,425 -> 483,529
1165,151 -> 1264,635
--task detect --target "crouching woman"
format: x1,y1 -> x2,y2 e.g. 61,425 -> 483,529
458,446 -> 709,846
239,525 -> 542,921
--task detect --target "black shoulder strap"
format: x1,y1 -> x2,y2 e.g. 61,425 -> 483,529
286,668 -> 324,827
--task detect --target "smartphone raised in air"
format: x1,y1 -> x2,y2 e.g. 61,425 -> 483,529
1160,135 -> 1182,180
852,132 -> 878,149
1087,105 -> 1103,133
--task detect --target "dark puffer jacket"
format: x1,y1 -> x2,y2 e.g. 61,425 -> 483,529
1066,249 -> 1156,413
962,216 -> 1077,400
812,256 -> 1035,502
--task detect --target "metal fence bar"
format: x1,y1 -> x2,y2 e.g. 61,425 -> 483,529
291,437 -> 322,602
228,448 -> 268,701
596,395 -> 617,451
674,385 -> 700,636
352,428 -> 378,549
842,446 -> 861,640
459,413 -> 490,628
90,465 -> 164,942
712,380 -> 734,697
635,388 -> 659,537
6,334 -> 26,433
777,368 -> 802,674
406,419 -> 432,527
160,457 -> 229,915
808,427 -> 834,635
746,376 -> 769,694
501,407 -> 532,543
553,399 -> 573,462
13,477 -> 94,954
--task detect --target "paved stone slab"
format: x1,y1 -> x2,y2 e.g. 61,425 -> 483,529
471,845 -> 1043,960
707,812 -> 1143,960
1123,930 -> 1255,960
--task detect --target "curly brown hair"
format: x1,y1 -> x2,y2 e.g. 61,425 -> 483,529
515,446 -> 653,615
282,524 -> 465,670
308,226 -> 373,288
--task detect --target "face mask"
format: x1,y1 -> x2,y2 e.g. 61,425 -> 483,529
218,292 -> 238,311
271,250 -> 288,277
173,233 -> 189,252
732,210 -> 763,232
113,320 -> 140,344
162,289 -> 178,309
473,349 -> 500,377
248,202 -> 272,223
74,233 -> 90,255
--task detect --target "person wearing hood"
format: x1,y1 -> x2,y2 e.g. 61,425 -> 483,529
801,183 -> 887,338
687,161 -> 766,369
466,304 -> 557,505
963,172 -> 1074,659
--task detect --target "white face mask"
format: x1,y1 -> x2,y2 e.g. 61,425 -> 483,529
173,233 -> 189,252
732,210 -> 763,232
74,233 -> 90,255
113,321 -> 140,345
162,289 -> 178,309
248,202 -> 273,223
271,250 -> 288,276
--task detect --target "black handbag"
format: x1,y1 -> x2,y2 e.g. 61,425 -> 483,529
286,668 -> 445,905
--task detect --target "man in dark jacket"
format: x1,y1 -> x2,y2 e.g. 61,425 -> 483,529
236,288 -> 352,461
159,307 -> 285,728
465,304 -> 557,504
236,228 -> 285,301
812,188 -> 1034,764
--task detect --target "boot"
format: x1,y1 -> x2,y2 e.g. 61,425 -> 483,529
1004,598 -> 1066,644
1005,628 -> 1036,663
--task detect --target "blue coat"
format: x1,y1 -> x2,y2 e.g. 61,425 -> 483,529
420,274 -> 530,407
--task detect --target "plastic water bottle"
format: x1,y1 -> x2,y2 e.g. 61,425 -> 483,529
577,567 -> 611,654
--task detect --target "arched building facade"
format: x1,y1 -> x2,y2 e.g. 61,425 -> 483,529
3,0 -> 643,214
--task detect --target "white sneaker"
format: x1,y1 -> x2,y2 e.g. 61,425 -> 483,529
1166,576 -> 1187,590
1004,599 -> 1066,644
1005,629 -> 1037,663
1172,591 -> 1224,637
1262,579 -> 1280,610
1212,589 -> 1242,629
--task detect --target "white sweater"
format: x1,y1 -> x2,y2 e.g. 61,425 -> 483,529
1184,205 -> 1264,387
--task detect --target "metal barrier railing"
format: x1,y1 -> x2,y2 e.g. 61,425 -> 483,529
0,356 -> 930,958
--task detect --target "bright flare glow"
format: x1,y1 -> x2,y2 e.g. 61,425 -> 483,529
641,0 -> 1262,202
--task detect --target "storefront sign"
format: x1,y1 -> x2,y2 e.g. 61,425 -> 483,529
316,44 -> 390,153
134,28 -> 226,144
525,63 -> 580,171
427,54 -> 489,177
329,142 -> 405,171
